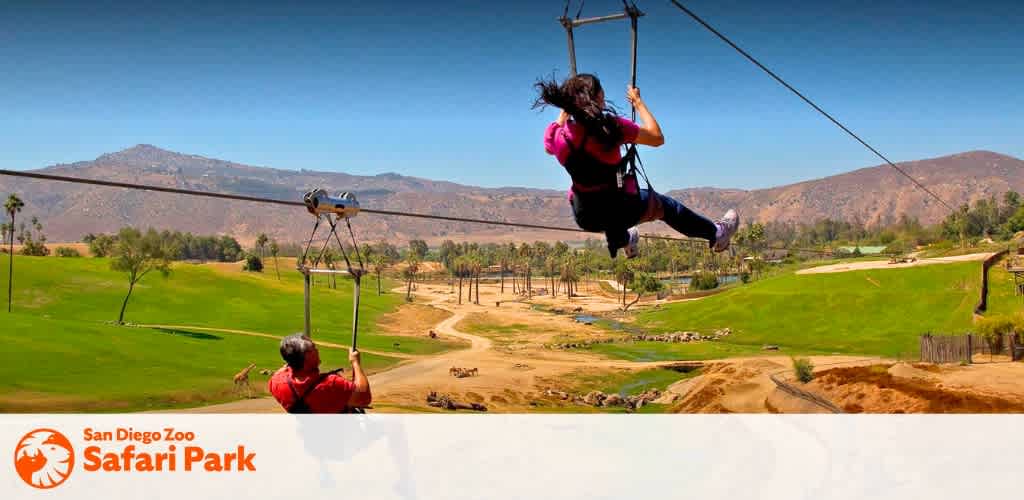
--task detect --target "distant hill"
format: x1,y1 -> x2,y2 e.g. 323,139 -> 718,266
1,145 -> 1021,244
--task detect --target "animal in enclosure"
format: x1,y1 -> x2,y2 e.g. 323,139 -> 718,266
232,363 -> 256,398
448,367 -> 480,378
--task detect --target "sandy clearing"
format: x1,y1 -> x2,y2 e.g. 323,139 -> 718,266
796,252 -> 994,275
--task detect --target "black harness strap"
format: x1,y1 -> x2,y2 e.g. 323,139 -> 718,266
285,368 -> 345,414
563,129 -> 624,194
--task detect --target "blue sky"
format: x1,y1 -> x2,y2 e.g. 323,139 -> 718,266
1,0 -> 1021,191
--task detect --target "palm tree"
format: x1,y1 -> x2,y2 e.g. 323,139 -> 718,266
269,239 -> 281,280
255,233 -> 269,261
500,243 -> 515,295
5,194 -> 24,312
371,254 -> 388,296
321,248 -> 336,289
404,255 -> 420,302
468,252 -> 482,304
560,255 -> 579,300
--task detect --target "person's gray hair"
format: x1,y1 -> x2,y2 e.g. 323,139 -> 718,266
280,333 -> 315,370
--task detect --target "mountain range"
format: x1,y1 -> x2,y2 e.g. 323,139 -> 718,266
1,145 -> 1021,245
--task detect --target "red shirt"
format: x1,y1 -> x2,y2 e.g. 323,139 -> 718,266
268,366 -> 356,413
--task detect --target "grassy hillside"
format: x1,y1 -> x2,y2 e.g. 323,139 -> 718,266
986,258 -> 1024,317
0,313 -> 399,412
0,254 -> 456,411
609,262 -> 982,360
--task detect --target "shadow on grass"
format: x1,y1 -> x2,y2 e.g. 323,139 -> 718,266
151,328 -> 224,341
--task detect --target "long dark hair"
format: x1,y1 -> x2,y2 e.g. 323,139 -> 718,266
534,73 -> 623,149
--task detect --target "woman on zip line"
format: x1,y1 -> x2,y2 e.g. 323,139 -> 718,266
536,73 -> 738,259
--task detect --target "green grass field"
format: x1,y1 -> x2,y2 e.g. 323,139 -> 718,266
0,254 -> 458,411
985,259 -> 1024,317
0,313 -> 400,412
611,261 -> 982,360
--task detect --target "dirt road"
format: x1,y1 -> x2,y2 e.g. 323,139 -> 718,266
796,252 -> 994,275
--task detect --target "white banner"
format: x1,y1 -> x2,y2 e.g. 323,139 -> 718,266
2,415 -> 1018,499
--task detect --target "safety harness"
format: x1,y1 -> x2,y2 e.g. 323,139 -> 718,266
285,368 -> 350,414
559,1 -> 663,224
563,130 -> 663,223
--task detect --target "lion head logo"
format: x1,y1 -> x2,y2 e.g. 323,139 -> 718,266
14,429 -> 74,489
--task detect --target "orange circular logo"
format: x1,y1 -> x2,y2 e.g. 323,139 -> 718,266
14,429 -> 74,489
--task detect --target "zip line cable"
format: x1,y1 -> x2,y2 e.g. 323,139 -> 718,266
667,0 -> 957,214
0,168 -> 834,255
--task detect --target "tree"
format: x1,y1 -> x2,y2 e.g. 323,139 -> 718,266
408,239 -> 428,260
16,217 -> 48,256
269,239 -> 280,280
321,249 -> 336,288
624,270 -> 662,311
371,253 -> 389,295
1006,205 -> 1024,236
87,234 -> 117,257
110,228 -> 175,324
499,243 -> 515,294
560,255 -> 580,300
403,255 -> 420,302
690,271 -> 719,291
243,254 -> 264,272
613,260 -> 634,307
4,194 -> 24,312
255,233 -> 269,261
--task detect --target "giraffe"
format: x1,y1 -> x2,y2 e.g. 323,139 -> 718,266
233,363 -> 256,398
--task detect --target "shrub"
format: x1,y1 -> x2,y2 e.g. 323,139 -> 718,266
739,270 -> 751,284
977,316 -> 1015,353
87,234 -> 117,257
55,246 -> 81,257
19,240 -> 49,256
242,254 -> 263,272
690,271 -> 719,291
792,357 -> 814,383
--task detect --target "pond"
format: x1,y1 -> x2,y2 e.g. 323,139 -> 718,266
661,274 -> 740,285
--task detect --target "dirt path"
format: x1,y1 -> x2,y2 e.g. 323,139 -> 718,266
168,281 -> 714,413
796,252 -> 994,275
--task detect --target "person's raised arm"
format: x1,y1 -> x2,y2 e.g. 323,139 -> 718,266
625,86 -> 664,147
346,349 -> 372,408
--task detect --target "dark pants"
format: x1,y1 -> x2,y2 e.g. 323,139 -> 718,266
570,189 -> 717,257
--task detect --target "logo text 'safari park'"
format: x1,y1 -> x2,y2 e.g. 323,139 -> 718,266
14,429 -> 75,489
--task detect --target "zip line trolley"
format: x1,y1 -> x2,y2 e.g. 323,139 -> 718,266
298,189 -> 366,350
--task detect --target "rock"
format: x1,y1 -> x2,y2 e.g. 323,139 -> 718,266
762,345 -> 780,351
604,394 -> 624,406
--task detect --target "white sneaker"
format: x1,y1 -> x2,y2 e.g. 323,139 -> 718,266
624,227 -> 641,259
712,210 -> 739,253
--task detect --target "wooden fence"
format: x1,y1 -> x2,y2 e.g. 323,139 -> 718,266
920,333 -> 1024,363
920,334 -> 972,364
